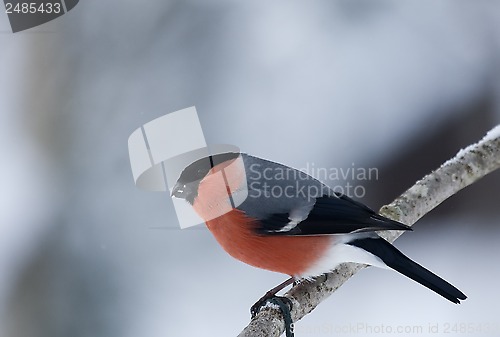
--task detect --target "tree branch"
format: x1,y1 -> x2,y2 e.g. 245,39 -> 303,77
238,125 -> 500,337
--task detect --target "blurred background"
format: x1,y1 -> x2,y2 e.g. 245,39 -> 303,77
1,1 -> 500,336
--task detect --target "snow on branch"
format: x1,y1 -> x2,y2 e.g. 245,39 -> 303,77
238,125 -> 500,337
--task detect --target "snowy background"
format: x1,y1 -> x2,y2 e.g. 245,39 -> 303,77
1,1 -> 500,336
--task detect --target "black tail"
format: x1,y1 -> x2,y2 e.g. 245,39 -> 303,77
349,237 -> 467,304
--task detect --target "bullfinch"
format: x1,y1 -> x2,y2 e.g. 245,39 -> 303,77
171,152 -> 466,312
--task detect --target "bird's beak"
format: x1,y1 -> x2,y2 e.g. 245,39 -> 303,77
171,182 -> 184,198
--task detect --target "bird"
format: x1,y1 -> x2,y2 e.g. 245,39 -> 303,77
171,151 -> 467,312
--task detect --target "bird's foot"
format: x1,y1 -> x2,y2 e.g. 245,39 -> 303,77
250,293 -> 292,318
250,277 -> 295,318
251,295 -> 294,337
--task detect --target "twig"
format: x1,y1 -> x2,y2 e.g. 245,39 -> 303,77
238,125 -> 500,337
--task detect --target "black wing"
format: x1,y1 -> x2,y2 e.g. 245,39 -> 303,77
256,194 -> 411,236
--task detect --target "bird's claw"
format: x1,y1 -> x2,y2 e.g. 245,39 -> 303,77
250,294 -> 293,318
250,296 -> 294,337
